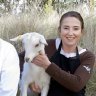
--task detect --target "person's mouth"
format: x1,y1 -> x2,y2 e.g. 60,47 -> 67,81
67,37 -> 75,40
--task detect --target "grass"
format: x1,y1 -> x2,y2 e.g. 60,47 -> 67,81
85,66 -> 96,96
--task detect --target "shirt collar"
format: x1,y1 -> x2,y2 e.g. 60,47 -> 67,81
55,38 -> 86,58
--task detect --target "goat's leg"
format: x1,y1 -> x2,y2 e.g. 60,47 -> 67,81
20,78 -> 28,96
41,84 -> 49,96
20,63 -> 30,96
20,84 -> 28,96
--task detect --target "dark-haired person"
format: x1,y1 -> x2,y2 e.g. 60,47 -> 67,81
30,11 -> 95,96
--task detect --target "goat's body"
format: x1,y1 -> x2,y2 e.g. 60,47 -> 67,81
20,62 -> 50,96
10,32 -> 50,96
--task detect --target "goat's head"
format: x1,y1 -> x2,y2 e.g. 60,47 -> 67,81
10,32 -> 48,63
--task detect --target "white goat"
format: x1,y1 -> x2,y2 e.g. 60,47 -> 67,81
10,32 -> 50,96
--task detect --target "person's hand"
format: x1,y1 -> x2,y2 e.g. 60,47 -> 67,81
29,82 -> 41,93
32,53 -> 51,69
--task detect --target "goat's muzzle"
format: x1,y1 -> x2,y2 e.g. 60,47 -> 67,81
25,57 -> 30,62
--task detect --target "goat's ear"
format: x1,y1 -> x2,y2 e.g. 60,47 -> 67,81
10,35 -> 23,42
39,36 -> 48,46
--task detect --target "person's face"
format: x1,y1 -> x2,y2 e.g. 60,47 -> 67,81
59,17 -> 82,47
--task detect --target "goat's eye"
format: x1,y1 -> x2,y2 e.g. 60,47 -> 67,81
35,43 -> 39,47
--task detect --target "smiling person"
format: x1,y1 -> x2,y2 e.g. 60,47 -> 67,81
30,11 -> 95,96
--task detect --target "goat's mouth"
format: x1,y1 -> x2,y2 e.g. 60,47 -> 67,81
24,57 -> 32,63
24,50 -> 43,63
39,50 -> 45,55
39,51 -> 41,54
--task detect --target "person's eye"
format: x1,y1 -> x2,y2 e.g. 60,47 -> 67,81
64,27 -> 68,30
74,27 -> 79,30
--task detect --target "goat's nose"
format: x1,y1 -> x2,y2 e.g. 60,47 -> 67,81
25,58 -> 30,62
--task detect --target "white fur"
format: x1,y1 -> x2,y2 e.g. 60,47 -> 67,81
10,32 -> 50,96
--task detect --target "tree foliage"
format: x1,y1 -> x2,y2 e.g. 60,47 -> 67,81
0,0 -> 4,3
0,0 -> 95,15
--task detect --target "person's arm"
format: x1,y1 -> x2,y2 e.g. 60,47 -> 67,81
46,51 -> 95,92
0,45 -> 20,96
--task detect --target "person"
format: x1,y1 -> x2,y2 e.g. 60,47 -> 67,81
0,38 -> 20,96
29,11 -> 95,96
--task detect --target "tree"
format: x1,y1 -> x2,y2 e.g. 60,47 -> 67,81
0,0 -> 4,3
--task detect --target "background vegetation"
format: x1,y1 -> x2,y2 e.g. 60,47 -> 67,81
0,0 -> 96,96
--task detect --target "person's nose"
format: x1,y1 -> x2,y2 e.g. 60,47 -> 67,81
68,28 -> 74,35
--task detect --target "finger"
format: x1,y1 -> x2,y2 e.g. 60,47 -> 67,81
29,83 -> 35,91
32,83 -> 36,92
32,57 -> 39,63
29,83 -> 41,93
34,84 -> 41,93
